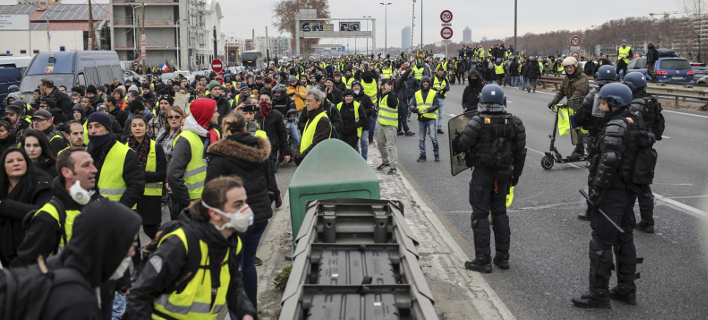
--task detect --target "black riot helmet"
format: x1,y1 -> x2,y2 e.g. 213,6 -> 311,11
623,72 -> 647,90
478,84 -> 507,113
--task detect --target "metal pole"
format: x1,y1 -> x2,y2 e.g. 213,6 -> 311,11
46,0 -> 50,50
514,0 -> 517,52
141,2 -> 145,75
420,0 -> 423,48
88,0 -> 96,50
176,21 -> 179,69
28,14 -> 31,55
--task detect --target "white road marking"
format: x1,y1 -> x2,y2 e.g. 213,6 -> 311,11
662,135 -> 670,139
663,109 -> 708,119
654,193 -> 708,219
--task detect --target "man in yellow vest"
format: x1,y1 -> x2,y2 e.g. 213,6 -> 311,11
412,76 -> 441,162
412,60 -> 426,80
617,39 -> 633,79
432,68 -> 450,134
293,88 -> 332,165
375,79 -> 399,175
494,58 -> 506,86
12,148 -> 101,267
168,98 -> 220,217
86,112 -> 145,209
127,176 -> 257,320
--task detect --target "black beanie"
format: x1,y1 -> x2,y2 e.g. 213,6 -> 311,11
87,85 -> 98,95
128,99 -> 144,114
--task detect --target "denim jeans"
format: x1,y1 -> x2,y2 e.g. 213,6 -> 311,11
519,76 -> 526,90
511,76 -> 519,87
112,292 -> 126,320
398,98 -> 410,133
360,129 -> 368,160
235,220 -> 269,313
436,98 -> 446,130
418,120 -> 439,156
287,121 -> 300,148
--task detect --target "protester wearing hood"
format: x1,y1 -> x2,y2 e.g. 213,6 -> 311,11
0,119 -> 17,154
4,101 -> 30,143
0,148 -> 52,266
337,89 -> 369,151
349,81 -> 374,160
40,199 -> 141,320
206,113 -> 271,313
167,98 -> 220,216
72,103 -> 87,123
87,112 -> 144,208
524,57 -> 541,93
411,76 -> 440,163
12,148 -> 102,268
256,91 -> 290,208
462,70 -> 484,112
128,177 -> 256,320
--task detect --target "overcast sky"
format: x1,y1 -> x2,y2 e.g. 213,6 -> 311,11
1,0 -> 683,48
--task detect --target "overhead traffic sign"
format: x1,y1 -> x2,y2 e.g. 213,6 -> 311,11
440,10 -> 453,23
570,35 -> 581,47
211,59 -> 223,73
441,27 -> 453,40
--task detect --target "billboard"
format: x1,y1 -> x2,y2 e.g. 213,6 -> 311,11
339,22 -> 361,31
0,14 -> 30,31
301,21 -> 334,32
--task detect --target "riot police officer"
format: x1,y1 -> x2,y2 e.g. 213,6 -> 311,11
453,84 -> 527,273
572,83 -> 654,308
624,72 -> 663,233
575,65 -> 618,221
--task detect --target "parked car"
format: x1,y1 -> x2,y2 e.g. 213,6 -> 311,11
695,75 -> 708,86
123,70 -> 140,83
691,63 -> 708,78
188,70 -> 210,83
620,49 -> 694,84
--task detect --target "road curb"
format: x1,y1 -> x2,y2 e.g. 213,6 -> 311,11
369,142 -> 516,320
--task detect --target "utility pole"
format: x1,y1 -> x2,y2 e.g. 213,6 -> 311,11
420,0 -> 423,49
513,0 -> 517,52
141,2 -> 145,75
88,0 -> 96,50
380,2 -> 391,55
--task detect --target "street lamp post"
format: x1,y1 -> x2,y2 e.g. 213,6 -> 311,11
364,16 -> 371,56
380,2 -> 391,56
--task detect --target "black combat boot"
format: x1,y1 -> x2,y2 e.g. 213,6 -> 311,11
636,211 -> 655,233
572,284 -> 611,308
493,251 -> 510,270
465,255 -> 492,273
609,276 -> 637,305
578,207 -> 593,221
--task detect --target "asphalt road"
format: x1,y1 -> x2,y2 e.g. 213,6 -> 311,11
390,82 -> 708,319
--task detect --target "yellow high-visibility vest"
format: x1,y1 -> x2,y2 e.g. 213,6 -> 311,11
97,142 -> 131,201
173,130 -> 206,200
377,94 -> 398,126
618,46 -> 632,63
433,77 -> 448,98
300,111 -> 330,153
337,101 -> 362,137
415,90 -> 437,120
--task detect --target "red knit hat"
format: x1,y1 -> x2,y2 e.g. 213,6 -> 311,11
190,98 -> 216,128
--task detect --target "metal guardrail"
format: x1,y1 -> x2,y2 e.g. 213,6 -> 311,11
538,75 -> 708,109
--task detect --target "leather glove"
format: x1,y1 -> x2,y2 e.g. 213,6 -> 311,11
547,102 -> 555,110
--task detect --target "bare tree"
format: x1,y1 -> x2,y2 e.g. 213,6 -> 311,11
272,0 -> 330,56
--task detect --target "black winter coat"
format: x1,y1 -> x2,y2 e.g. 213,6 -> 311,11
46,87 -> 73,119
526,60 -> 541,79
462,71 -> 484,112
257,109 -> 291,157
134,141 -> 167,225
206,133 -> 273,222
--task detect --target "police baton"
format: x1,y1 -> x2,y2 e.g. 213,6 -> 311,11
579,189 -> 625,234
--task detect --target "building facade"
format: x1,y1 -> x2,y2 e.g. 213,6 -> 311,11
110,0 -> 225,72
402,26 -> 411,49
253,36 -> 289,60
463,26 -> 471,43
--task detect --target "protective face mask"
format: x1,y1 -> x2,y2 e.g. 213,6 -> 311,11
202,200 -> 254,233
353,90 -> 360,95
109,256 -> 132,281
70,180 -> 91,205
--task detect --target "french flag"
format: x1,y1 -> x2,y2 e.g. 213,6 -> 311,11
160,63 -> 169,72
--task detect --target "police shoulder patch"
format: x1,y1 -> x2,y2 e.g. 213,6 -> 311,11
626,117 -> 634,123
484,118 -> 491,124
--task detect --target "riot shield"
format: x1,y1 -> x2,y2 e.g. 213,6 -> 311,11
448,111 -> 477,176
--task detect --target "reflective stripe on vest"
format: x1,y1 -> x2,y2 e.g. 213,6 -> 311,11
337,101 -> 362,137
382,68 -> 393,79
415,90 -> 437,120
173,130 -> 206,200
345,77 -> 355,89
300,111 -> 329,153
97,142 -> 131,201
618,46 -> 631,63
433,77 -> 447,98
144,140 -> 163,196
361,80 -> 378,105
152,228 -> 241,320
377,94 -> 398,126
36,202 -> 81,249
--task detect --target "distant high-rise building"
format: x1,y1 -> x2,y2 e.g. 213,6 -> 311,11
482,36 -> 488,42
463,26 -> 472,43
402,26 -> 411,49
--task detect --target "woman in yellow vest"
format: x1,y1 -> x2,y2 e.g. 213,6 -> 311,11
126,114 -> 166,268
337,89 -> 368,151
127,176 -> 257,320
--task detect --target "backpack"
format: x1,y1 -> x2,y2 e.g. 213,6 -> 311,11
0,257 -> 93,320
22,198 -> 67,256
649,97 -> 666,140
138,218 -> 202,294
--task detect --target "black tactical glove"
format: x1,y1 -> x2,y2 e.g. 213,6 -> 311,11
547,102 -> 555,110
511,175 -> 520,187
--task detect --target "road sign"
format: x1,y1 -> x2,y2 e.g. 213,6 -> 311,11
134,61 -> 138,67
440,10 -> 453,23
570,35 -> 581,47
211,59 -> 223,73
442,39 -> 452,43
441,27 -> 453,40
571,51 -> 580,59
441,23 -> 452,27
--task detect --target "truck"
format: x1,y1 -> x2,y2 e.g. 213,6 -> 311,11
241,50 -> 264,70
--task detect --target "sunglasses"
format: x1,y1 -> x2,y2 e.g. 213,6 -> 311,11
167,115 -> 181,120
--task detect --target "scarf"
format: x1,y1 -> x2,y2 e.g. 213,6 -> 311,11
87,134 -> 113,157
128,136 -> 151,168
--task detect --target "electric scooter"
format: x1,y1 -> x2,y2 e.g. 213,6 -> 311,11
541,97 -> 587,169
